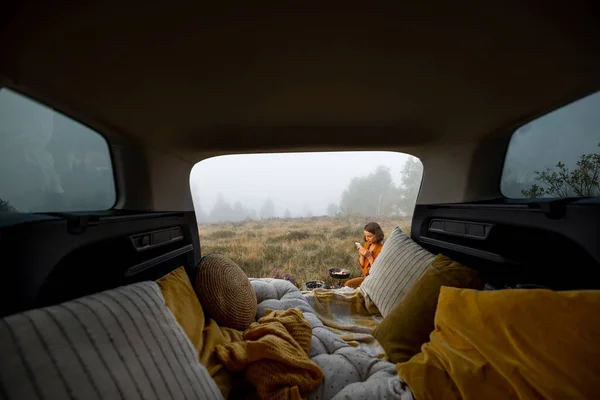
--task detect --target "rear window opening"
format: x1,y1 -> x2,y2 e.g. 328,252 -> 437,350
190,152 -> 423,288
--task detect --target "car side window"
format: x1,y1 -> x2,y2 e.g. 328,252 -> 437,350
501,91 -> 600,199
0,88 -> 116,213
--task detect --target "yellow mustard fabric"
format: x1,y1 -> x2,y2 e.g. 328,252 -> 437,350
201,319 -> 244,397
157,266 -> 244,398
374,254 -> 483,363
157,266 -> 205,352
397,287 -> 600,400
215,308 -> 324,400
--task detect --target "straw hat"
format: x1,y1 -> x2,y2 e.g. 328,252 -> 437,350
196,254 -> 257,330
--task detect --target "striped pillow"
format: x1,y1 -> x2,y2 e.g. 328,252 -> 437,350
0,282 -> 223,400
360,227 -> 436,317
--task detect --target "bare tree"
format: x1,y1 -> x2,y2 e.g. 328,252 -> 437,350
522,151 -> 600,198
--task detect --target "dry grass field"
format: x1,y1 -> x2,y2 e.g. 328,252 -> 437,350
198,216 -> 411,288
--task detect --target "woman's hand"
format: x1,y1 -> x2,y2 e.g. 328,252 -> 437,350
358,247 -> 371,257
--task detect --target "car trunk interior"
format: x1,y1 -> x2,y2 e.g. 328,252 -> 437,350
1,1 -> 599,319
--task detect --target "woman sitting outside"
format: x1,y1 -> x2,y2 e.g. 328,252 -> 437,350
345,222 -> 384,288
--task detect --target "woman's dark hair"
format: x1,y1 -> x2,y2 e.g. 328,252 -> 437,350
364,222 -> 384,244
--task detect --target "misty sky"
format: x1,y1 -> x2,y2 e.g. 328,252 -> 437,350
190,152 -> 413,217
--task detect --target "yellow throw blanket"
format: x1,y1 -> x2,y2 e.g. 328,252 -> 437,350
215,308 -> 324,400
157,266 -> 244,398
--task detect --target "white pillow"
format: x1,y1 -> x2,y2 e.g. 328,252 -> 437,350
361,227 -> 435,317
0,281 -> 223,400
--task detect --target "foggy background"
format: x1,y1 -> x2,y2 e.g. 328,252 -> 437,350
190,152 -> 421,223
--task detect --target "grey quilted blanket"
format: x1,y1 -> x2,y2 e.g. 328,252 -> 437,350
250,279 -> 414,400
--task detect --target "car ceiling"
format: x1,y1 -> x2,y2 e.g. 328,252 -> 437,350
1,2 -> 599,162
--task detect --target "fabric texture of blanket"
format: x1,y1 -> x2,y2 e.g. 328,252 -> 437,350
303,286 -> 386,359
251,278 -> 414,400
215,308 -> 324,400
157,266 -> 244,398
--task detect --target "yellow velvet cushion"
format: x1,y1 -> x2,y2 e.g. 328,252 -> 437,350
373,254 -> 483,363
397,287 -> 600,400
196,254 -> 257,331
157,266 -> 244,398
157,266 -> 205,352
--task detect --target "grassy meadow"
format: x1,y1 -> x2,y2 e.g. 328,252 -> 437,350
198,216 -> 411,288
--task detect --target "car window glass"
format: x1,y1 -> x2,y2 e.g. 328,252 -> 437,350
501,91 -> 600,199
0,88 -> 115,213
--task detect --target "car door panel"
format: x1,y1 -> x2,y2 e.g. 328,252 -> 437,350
0,211 -> 200,317
411,202 -> 600,290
